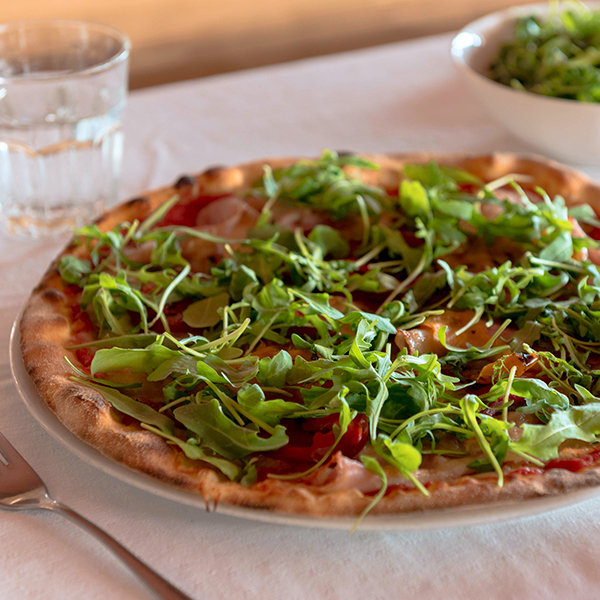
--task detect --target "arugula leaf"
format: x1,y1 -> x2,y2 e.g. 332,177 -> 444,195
142,424 -> 241,480
58,255 -> 91,285
372,435 -> 428,495
511,404 -> 600,461
461,395 -> 504,485
65,357 -> 141,389
72,379 -> 175,435
174,399 -> 288,459
366,379 -> 389,439
90,342 -> 180,376
339,311 -> 396,334
308,225 -> 350,259
292,289 -> 344,320
511,378 -> 570,415
182,293 -> 230,328
352,455 -> 388,531
257,350 -> 293,387
404,161 -> 482,187
382,383 -> 429,421
539,231 -> 573,262
400,180 -> 431,221
237,384 -> 303,426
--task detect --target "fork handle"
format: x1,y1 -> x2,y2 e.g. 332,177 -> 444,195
43,500 -> 195,600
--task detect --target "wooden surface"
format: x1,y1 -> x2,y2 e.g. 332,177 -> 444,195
3,0 -> 533,89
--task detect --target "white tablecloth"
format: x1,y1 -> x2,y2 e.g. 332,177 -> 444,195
3,33 -> 600,600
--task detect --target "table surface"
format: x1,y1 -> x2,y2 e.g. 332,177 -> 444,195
3,32 -> 600,600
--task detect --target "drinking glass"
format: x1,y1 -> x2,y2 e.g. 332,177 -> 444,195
0,20 -> 130,237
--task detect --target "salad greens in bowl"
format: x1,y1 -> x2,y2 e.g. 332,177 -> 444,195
452,2 -> 600,165
490,3 -> 600,102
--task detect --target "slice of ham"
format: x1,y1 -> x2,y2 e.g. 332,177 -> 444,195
395,310 -> 508,357
181,197 -> 260,272
247,194 -> 369,241
493,186 -> 541,206
300,452 -> 388,494
271,204 -> 331,234
195,196 -> 259,231
246,194 -> 340,235
123,240 -> 155,264
299,451 -> 482,493
180,195 -> 372,271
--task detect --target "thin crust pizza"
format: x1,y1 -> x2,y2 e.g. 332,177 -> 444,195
20,151 -> 600,519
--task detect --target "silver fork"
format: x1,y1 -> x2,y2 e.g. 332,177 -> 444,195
0,430 -> 194,600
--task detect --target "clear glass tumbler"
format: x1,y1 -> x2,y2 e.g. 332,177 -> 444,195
0,20 -> 130,237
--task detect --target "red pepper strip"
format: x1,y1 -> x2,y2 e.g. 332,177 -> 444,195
589,227 -> 600,241
140,282 -> 157,294
544,456 -> 596,473
64,283 -> 85,298
481,395 -> 526,417
458,182 -> 479,194
507,451 -> 600,477
70,305 -> 94,333
149,298 -> 194,334
271,414 -> 369,463
75,348 -> 95,369
506,466 -> 544,478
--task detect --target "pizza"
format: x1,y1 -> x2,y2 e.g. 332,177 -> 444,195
20,151 -> 600,521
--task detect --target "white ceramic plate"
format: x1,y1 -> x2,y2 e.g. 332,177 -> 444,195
10,312 -> 600,530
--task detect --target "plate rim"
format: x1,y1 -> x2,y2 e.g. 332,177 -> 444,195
10,309 -> 600,531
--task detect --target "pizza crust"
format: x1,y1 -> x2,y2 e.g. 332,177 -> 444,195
20,152 -> 600,518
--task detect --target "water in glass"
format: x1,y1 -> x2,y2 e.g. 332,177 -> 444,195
0,21 -> 129,237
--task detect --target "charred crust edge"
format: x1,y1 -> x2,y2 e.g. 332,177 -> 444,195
201,165 -> 228,177
174,175 -> 196,189
124,196 -> 151,207
41,288 -> 66,305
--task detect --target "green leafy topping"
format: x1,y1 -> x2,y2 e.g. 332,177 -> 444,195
173,400 -> 288,459
58,150 -> 600,518
257,350 -> 293,387
141,423 -> 241,480
182,292 -> 230,328
256,150 -> 384,222
511,404 -> 600,461
352,456 -> 388,531
72,378 -> 175,435
237,384 -> 303,427
490,4 -> 600,102
58,256 -> 92,285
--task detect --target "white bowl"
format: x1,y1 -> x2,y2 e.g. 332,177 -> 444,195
451,2 -> 600,165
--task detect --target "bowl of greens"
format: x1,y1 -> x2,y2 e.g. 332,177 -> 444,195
451,2 -> 600,165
